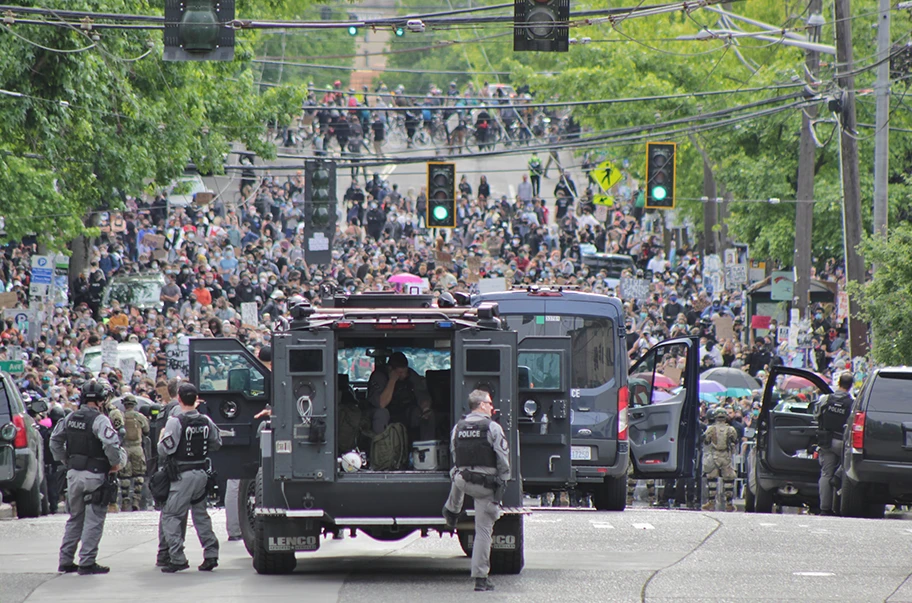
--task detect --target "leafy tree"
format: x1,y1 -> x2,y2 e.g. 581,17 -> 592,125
850,224 -> 912,365
0,0 -> 314,248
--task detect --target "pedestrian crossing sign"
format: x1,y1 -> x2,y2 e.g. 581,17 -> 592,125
594,159 -> 622,193
593,194 -> 614,206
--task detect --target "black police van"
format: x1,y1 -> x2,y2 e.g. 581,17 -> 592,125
744,366 -> 832,513
474,289 -> 633,509
191,293 -> 532,574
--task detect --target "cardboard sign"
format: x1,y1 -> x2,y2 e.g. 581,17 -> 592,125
241,302 -> 258,328
165,342 -> 190,379
101,338 -> 119,368
119,358 -> 136,379
0,292 -> 18,309
713,315 -> 735,341
142,233 -> 166,250
477,277 -> 507,294
619,277 -> 650,302
771,271 -> 794,301
778,326 -> 790,342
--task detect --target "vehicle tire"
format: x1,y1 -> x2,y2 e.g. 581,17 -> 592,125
866,503 -> 886,519
840,478 -> 868,518
743,483 -> 756,513
754,484 -> 774,514
16,475 -> 42,519
592,476 -> 627,511
238,478 -> 256,558
457,528 -> 473,557
252,469 -> 296,575
489,515 -> 524,575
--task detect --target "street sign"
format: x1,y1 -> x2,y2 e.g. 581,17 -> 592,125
592,194 -> 614,206
0,360 -> 24,374
593,160 -> 622,193
30,255 -> 50,269
30,269 -> 52,284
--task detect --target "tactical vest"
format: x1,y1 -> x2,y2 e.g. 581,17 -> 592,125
123,411 -> 143,445
175,413 -> 210,469
818,391 -> 852,433
453,417 -> 497,468
65,407 -> 110,474
709,423 -> 733,452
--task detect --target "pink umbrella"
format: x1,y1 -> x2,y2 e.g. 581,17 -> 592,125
780,374 -> 826,390
632,372 -> 677,389
388,273 -> 423,284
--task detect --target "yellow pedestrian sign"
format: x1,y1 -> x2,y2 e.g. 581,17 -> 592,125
593,194 -> 614,206
594,160 -> 622,193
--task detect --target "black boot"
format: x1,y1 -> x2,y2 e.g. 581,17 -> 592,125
58,563 -> 78,573
161,561 -> 190,573
156,555 -> 170,567
77,563 -> 110,575
198,558 -> 218,571
474,577 -> 495,591
442,505 -> 459,530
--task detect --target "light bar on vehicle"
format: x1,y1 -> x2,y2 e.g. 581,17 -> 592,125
374,323 -> 416,330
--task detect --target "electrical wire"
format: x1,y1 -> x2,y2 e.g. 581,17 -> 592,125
0,22 -> 96,53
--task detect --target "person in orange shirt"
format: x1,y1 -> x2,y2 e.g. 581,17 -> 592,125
108,308 -> 129,333
192,284 -> 212,306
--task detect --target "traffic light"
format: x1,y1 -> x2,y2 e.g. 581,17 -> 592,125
163,0 -> 235,62
394,26 -> 405,37
348,25 -> 358,36
645,142 -> 676,209
304,159 -> 337,265
513,0 -> 570,53
427,162 -> 456,228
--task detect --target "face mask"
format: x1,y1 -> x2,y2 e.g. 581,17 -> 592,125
815,313 -> 822,320
752,409 -> 759,417
639,312 -> 647,319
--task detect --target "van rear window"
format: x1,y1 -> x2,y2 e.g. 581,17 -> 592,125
867,373 -> 912,413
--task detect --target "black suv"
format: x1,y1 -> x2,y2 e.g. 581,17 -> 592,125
0,372 -> 45,518
745,366 -> 832,513
841,367 -> 912,518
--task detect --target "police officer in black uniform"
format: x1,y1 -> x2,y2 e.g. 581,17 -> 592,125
443,389 -> 511,592
157,383 -> 222,573
816,372 -> 854,515
50,381 -> 126,575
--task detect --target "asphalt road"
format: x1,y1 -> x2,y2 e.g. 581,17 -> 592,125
4,505 -> 912,603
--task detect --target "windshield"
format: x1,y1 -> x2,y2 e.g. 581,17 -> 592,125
106,279 -> 163,307
505,314 -> 616,389
339,346 -> 452,383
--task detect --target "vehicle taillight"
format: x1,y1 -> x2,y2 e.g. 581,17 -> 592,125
617,386 -> 628,441
12,414 -> 27,449
851,411 -> 866,450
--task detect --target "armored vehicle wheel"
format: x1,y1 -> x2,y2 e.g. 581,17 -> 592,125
489,515 -> 524,575
238,477 -> 256,557
593,476 -> 627,511
252,470 -> 296,575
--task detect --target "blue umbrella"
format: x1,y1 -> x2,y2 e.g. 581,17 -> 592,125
723,387 -> 753,399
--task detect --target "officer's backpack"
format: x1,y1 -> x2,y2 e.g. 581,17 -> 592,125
370,423 -> 408,471
338,403 -> 363,455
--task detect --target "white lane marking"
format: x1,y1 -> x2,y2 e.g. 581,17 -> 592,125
631,523 -> 655,530
793,572 -> 835,577
759,523 -> 777,527
528,518 -> 562,523
589,520 -> 615,529
798,524 -> 810,528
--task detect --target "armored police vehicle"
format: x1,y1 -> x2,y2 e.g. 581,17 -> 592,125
474,288 -> 702,512
189,293 -> 534,575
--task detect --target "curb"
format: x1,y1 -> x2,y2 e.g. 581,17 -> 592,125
0,502 -> 14,520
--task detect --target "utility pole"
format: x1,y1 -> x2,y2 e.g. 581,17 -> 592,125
793,2 -> 822,319
834,0 -> 868,357
873,0 -> 891,237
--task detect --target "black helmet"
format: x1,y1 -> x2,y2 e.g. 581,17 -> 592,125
49,405 -> 66,425
80,380 -> 109,404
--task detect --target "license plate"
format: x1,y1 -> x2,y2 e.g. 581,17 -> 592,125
571,446 -> 591,461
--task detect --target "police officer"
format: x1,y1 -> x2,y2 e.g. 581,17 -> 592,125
103,395 -> 125,513
50,380 -> 126,575
701,408 -> 738,512
158,383 -> 222,573
119,395 -> 149,511
442,389 -> 510,592
816,372 -> 854,516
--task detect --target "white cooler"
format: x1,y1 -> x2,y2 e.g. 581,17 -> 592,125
411,440 -> 448,471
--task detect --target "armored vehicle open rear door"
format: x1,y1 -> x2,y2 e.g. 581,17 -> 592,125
627,337 -> 700,479
516,336 -> 572,487
189,338 -> 270,480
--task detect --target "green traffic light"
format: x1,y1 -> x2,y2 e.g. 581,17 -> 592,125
395,27 -> 405,37
348,25 -> 358,36
433,206 -> 450,221
652,185 -> 667,201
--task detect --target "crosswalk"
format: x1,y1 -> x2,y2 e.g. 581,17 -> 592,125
526,516 -> 658,531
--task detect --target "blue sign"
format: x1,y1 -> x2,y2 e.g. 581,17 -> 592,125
35,257 -> 48,268
31,268 -> 52,284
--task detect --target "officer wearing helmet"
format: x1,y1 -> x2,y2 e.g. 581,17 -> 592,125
157,383 -> 222,573
50,380 -> 126,575
119,395 -> 149,511
701,408 -> 738,511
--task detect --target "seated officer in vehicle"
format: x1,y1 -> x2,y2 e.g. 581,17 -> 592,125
367,351 -> 434,437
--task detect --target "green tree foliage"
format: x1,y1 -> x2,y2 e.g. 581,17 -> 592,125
0,0 -> 311,247
850,225 -> 912,365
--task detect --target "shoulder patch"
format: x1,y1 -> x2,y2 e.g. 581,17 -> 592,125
103,426 -> 118,440
161,434 -> 175,449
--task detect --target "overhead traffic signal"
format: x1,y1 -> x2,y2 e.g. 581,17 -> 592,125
304,159 -> 337,265
163,0 -> 235,62
645,142 -> 676,209
513,0 -> 570,53
427,162 -> 457,228
348,25 -> 359,36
